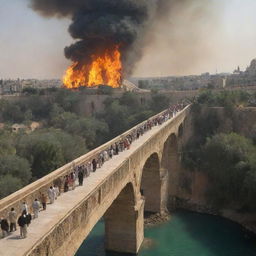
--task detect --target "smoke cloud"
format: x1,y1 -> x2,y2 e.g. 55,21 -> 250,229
29,0 -> 222,78
29,0 -> 173,77
135,0 -> 222,76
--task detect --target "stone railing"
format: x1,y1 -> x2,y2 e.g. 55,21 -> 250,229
0,105 -> 190,218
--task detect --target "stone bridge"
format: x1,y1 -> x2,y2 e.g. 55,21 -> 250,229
0,105 -> 191,256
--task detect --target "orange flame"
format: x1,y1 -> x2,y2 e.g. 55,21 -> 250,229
63,46 -> 122,89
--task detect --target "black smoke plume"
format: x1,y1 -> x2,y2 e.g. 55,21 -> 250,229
29,0 -> 171,77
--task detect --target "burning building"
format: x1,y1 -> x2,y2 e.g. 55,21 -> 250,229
30,0 -> 171,89
63,46 -> 122,89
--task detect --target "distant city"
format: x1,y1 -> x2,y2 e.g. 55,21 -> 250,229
0,79 -> 62,95
132,58 -> 256,91
1,58 -> 256,95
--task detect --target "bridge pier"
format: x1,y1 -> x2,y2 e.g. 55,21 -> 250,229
104,185 -> 144,255
141,153 -> 162,213
160,168 -> 169,213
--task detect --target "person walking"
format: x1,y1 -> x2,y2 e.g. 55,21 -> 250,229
0,217 -> 9,238
92,159 -> 97,172
126,138 -> 130,150
78,169 -> 84,186
8,208 -> 17,232
21,202 -> 28,213
53,185 -> 60,200
18,210 -> 27,239
48,186 -> 55,204
103,150 -> 108,162
25,212 -> 32,227
84,165 -> 89,177
71,172 -> 76,190
64,176 -> 69,192
32,199 -> 40,219
115,142 -> 119,155
40,193 -> 47,211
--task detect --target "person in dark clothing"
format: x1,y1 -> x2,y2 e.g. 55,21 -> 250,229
115,143 -> 119,155
26,213 -> 32,227
78,169 -> 84,186
1,217 -> 9,238
110,145 -> 114,158
9,208 -> 17,232
40,193 -> 47,211
64,176 -> 69,192
18,210 -> 27,239
92,159 -> 97,172
109,148 -> 113,159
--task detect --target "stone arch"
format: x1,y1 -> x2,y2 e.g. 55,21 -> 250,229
162,134 -> 178,170
140,153 -> 161,213
104,182 -> 144,254
161,134 -> 179,209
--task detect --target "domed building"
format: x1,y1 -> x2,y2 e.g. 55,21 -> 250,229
245,58 -> 256,76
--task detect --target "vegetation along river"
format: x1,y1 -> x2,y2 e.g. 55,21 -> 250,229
76,211 -> 256,256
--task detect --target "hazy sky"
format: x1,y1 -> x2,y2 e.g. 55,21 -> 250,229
0,0 -> 256,79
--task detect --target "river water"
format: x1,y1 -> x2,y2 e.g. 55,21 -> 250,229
76,211 -> 256,256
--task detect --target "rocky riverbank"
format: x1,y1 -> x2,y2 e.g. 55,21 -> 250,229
144,212 -> 171,227
176,198 -> 256,235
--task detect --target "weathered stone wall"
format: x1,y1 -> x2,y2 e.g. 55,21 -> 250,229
27,160 -> 133,256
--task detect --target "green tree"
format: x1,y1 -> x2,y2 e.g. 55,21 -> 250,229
16,129 -> 88,177
200,133 -> 256,208
17,133 -> 65,178
22,87 -> 38,95
98,100 -> 129,138
2,103 -> 24,123
55,89 -> 80,112
128,110 -> 154,127
27,96 -> 52,119
197,90 -> 215,106
31,140 -> 64,178
119,92 -> 140,112
0,155 -> 31,185
194,109 -> 220,143
0,174 -> 23,199
51,130 -> 87,162
150,94 -> 170,113
52,111 -> 77,129
24,109 -> 33,123
0,131 -> 16,155
66,117 -> 109,148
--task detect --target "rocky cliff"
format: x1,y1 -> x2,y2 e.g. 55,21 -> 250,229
169,107 -> 256,233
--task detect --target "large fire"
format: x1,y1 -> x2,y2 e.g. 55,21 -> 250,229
63,46 -> 122,89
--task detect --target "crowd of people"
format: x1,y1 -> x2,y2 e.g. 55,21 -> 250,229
0,102 -> 187,239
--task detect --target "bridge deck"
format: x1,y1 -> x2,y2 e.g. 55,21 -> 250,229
0,113 -> 179,256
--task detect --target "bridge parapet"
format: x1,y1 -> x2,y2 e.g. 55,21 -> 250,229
27,159 -> 132,256
0,105 -> 189,219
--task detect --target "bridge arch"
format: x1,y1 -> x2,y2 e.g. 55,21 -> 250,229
162,133 -> 178,171
104,182 -> 144,254
140,153 -> 161,213
161,133 -> 179,209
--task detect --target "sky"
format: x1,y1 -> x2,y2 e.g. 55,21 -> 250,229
0,0 -> 256,79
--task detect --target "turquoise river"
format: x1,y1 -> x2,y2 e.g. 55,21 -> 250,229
76,211 -> 256,256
